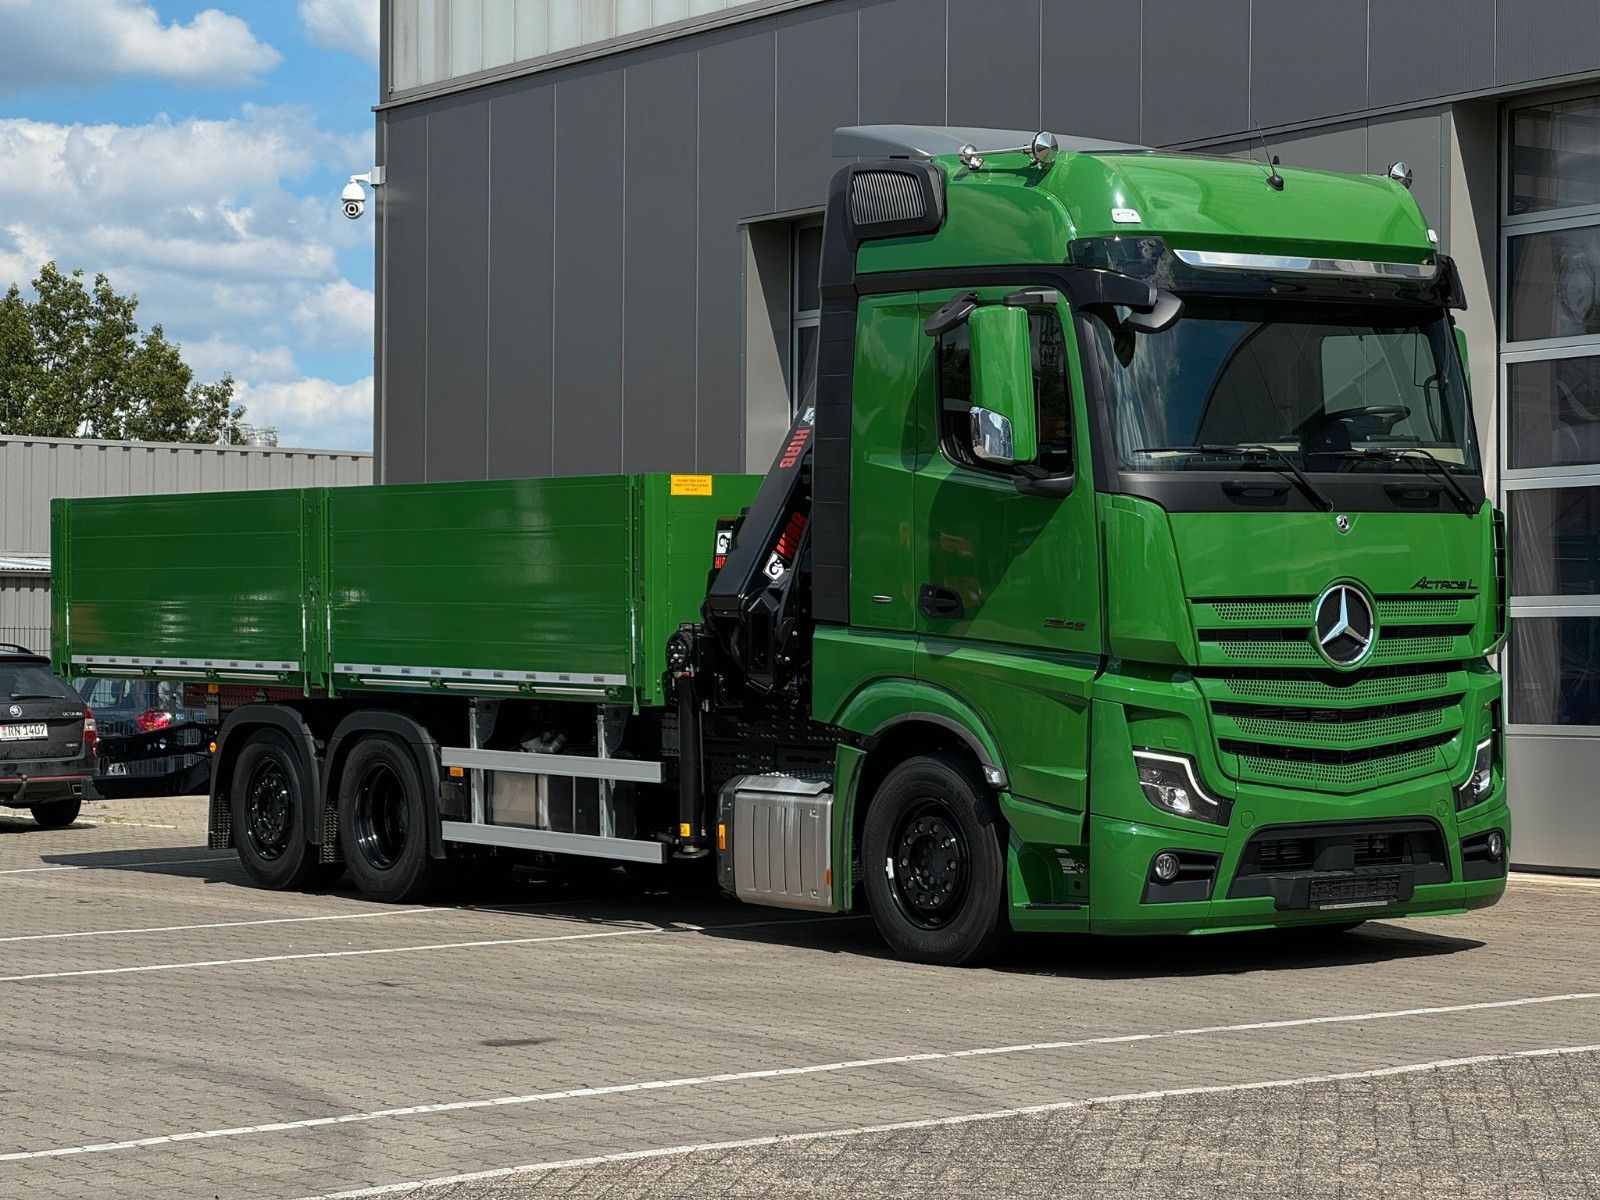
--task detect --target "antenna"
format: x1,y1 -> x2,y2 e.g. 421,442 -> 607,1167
1254,130 -> 1285,191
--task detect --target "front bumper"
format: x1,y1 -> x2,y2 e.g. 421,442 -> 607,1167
1083,790 -> 1509,934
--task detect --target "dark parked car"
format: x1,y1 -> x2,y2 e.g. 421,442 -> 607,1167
0,645 -> 98,828
72,676 -> 209,798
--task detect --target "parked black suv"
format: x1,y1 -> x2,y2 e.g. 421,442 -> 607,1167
0,645 -> 98,828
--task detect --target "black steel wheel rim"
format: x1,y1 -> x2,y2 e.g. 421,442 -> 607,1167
355,761 -> 409,871
886,798 -> 970,930
245,758 -> 293,861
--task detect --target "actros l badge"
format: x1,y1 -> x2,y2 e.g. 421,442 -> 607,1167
1314,583 -> 1375,667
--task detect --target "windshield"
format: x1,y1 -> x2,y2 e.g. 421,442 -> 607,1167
1083,301 -> 1480,474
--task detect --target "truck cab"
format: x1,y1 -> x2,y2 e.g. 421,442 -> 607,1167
792,126 -> 1508,960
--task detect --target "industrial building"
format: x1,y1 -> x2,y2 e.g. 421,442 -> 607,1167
0,435 -> 372,653
367,0 -> 1600,869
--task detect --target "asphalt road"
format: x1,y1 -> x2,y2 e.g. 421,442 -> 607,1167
1,795 -> 1596,1200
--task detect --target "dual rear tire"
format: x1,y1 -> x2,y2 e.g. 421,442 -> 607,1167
229,728 -> 437,901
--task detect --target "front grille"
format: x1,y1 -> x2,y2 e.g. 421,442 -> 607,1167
1228,734 -> 1452,789
1214,669 -> 1450,705
1199,596 -> 1471,625
1213,693 -> 1463,746
1199,625 -> 1471,668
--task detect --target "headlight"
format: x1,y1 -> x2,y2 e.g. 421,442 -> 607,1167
1455,737 -> 1494,811
1134,750 -> 1230,825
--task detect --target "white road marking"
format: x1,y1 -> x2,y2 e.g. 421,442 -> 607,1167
0,908 -> 439,944
291,1041 -> 1600,1200
4,989 -> 1595,1163
0,914 -> 859,985
0,854 -> 231,876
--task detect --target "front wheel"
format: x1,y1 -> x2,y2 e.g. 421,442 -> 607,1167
861,753 -> 1011,966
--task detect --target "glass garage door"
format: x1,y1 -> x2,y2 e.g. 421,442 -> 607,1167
1502,91 -> 1600,871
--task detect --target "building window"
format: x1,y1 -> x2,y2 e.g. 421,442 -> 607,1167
790,221 -> 822,414
1503,90 -> 1600,730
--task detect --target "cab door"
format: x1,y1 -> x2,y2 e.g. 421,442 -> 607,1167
909,286 -> 1103,813
911,287 -> 1102,656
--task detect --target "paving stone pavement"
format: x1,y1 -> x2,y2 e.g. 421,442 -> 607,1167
0,796 -> 1596,1200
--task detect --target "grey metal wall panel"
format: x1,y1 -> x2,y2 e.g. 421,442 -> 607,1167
623,48 -> 700,472
1368,0 -> 1494,108
383,109 -> 430,483
946,0 -> 1040,129
0,436 -> 371,555
774,2 -> 858,215
487,80 -> 557,480
1366,109 -> 1446,237
1496,0 -> 1600,86
1140,0 -> 1251,146
552,67 -> 626,475
1269,121 -> 1369,176
0,575 -> 49,652
858,0 -> 946,127
1249,0 -> 1367,128
424,98 -> 491,482
1506,733 -> 1600,872
1040,1 -> 1141,144
698,21 -> 778,471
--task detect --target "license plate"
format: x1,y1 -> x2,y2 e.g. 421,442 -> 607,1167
0,723 -> 49,742
1310,874 -> 1400,910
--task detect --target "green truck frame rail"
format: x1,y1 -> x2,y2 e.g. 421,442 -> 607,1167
52,125 -> 1511,965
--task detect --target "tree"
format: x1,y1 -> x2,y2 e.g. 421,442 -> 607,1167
0,263 -> 245,443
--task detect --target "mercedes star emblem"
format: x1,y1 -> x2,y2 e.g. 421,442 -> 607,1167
1335,514 -> 1351,534
1314,583 -> 1376,668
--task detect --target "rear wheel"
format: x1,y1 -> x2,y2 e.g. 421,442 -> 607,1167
862,752 -> 1011,966
338,735 -> 438,902
230,729 -> 325,890
30,798 -> 81,829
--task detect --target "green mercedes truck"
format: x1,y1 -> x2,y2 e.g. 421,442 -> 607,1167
51,125 -> 1509,964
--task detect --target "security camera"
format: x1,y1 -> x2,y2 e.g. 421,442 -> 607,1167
341,177 -> 368,221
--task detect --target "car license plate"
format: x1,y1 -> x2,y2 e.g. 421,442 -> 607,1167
0,723 -> 49,742
1309,874 -> 1400,910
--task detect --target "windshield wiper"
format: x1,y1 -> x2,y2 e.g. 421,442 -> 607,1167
1333,447 -> 1475,513
1134,443 -> 1334,512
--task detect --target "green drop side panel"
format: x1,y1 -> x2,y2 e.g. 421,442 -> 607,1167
325,476 -> 638,695
53,472 -> 762,704
51,490 -> 318,686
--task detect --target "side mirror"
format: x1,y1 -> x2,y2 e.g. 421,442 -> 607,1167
967,305 -> 1037,465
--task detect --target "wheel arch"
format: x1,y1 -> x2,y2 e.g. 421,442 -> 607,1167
209,705 -> 321,852
830,679 -> 1007,902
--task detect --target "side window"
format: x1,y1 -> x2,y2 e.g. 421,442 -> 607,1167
936,308 -> 1074,475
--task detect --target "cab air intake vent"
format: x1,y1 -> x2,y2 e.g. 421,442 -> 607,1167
851,170 -> 927,225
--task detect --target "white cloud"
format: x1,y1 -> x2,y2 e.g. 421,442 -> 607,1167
0,1 -> 280,93
300,0 -> 379,63
234,375 -> 373,450
0,106 -> 374,450
293,278 -> 373,349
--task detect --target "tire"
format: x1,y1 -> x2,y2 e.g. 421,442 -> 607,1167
30,797 -> 81,829
861,752 -> 1012,966
337,735 -> 439,903
230,729 -> 325,891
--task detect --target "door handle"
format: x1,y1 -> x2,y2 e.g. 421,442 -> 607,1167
918,584 -> 966,620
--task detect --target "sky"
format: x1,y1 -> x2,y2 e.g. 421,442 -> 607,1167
0,0 -> 380,450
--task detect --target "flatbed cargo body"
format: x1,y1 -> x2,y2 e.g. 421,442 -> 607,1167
54,473 -> 760,708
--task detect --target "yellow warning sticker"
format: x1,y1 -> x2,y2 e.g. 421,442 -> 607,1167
670,474 -> 714,497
